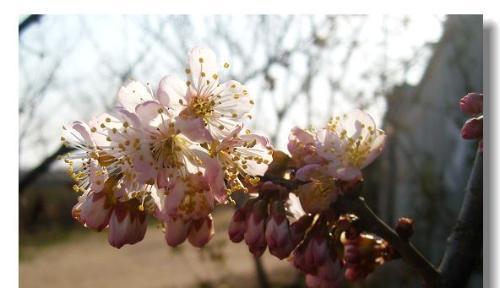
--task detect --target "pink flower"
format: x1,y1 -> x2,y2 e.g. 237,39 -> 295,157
131,100 -> 215,190
160,173 -> 218,247
61,120 -> 110,194
116,80 -> 155,113
316,110 -> 386,181
294,177 -> 338,214
460,92 -> 483,116
158,47 -> 255,141
288,127 -> 323,167
213,125 -> 273,194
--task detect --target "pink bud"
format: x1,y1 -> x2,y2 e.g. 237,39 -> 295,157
244,200 -> 268,257
188,215 -> 214,247
108,204 -> 147,249
77,192 -> 112,231
306,271 -> 343,288
305,274 -> 323,288
395,217 -> 414,240
461,116 -> 483,140
290,215 -> 314,246
292,245 -> 316,274
344,267 -> 361,281
165,216 -> 190,247
265,201 -> 296,259
316,257 -> 343,283
460,93 -> 483,116
228,209 -> 247,243
304,233 -> 329,267
266,201 -> 288,246
248,235 -> 267,257
343,243 -> 361,264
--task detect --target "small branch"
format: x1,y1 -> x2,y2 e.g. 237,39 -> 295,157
439,151 -> 483,288
339,196 -> 441,287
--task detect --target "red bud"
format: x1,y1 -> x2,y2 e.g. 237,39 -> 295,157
460,93 -> 483,116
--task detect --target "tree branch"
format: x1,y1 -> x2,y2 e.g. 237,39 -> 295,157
19,144 -> 74,194
19,15 -> 43,36
439,151 -> 483,288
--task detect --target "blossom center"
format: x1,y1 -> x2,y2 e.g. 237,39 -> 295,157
189,96 -> 216,123
150,135 -> 183,169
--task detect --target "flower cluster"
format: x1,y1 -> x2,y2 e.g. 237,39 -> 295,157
289,109 -> 386,213
62,46 -> 395,288
226,110 -> 388,287
460,92 -> 483,152
62,47 -> 273,248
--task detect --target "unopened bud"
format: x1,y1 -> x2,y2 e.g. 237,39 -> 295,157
460,93 -> 483,116
395,217 -> 414,240
461,116 -> 483,140
290,215 -> 314,246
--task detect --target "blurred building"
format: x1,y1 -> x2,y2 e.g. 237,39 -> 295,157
364,15 -> 482,287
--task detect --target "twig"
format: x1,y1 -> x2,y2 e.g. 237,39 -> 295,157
439,151 -> 483,288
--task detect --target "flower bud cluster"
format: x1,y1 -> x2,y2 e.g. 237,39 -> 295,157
228,182 -> 300,258
341,232 -> 393,281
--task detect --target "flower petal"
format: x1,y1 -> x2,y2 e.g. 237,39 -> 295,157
157,75 -> 188,115
188,47 -> 219,92
117,80 -> 154,112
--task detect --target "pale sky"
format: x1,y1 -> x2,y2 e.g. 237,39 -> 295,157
19,15 -> 444,169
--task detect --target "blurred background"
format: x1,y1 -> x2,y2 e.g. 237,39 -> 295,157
19,15 -> 482,288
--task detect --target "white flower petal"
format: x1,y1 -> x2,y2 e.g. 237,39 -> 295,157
188,47 -> 219,92
157,75 -> 188,115
117,80 -> 154,112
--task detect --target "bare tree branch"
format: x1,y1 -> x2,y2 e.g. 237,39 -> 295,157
439,151 -> 483,288
19,144 -> 74,194
19,15 -> 43,36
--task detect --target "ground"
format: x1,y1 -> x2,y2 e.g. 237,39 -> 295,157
20,208 -> 297,288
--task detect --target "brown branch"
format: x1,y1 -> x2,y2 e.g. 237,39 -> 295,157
439,151 -> 483,288
19,144 -> 74,194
